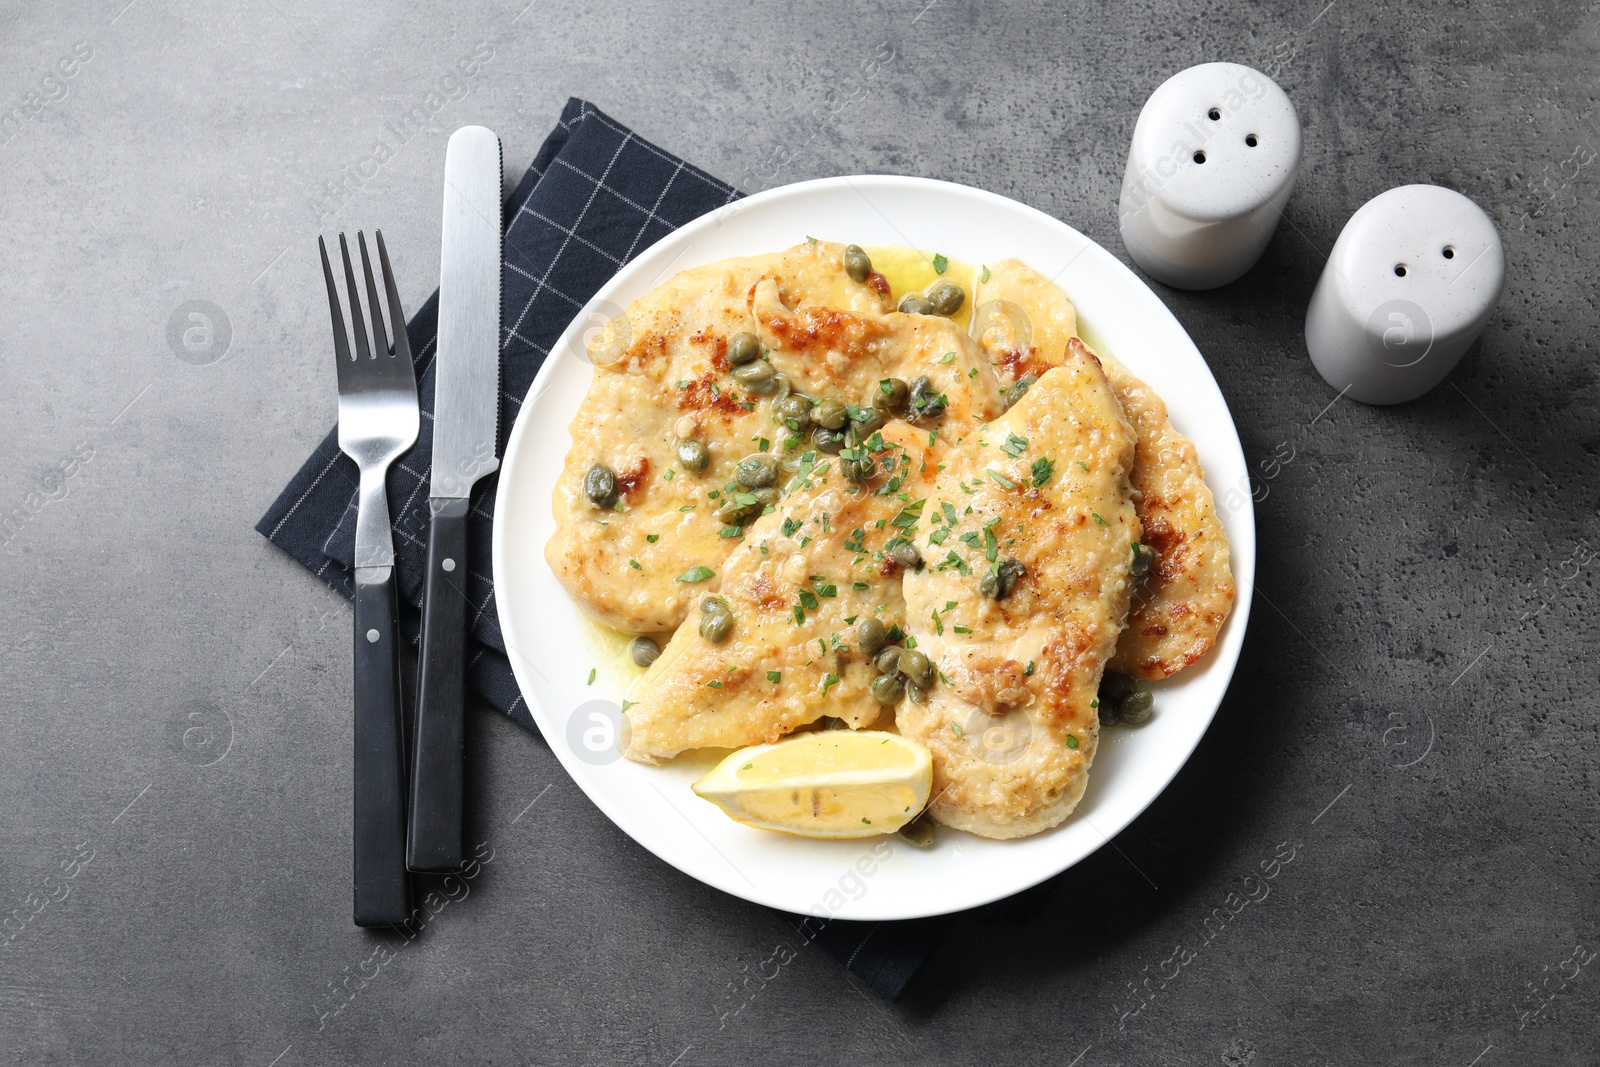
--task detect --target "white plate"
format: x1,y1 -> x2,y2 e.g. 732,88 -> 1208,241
492,176 -> 1255,920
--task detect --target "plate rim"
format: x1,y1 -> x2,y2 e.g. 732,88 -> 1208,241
492,173 -> 1256,919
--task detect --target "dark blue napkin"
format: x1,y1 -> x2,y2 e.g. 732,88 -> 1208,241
259,98 -> 975,999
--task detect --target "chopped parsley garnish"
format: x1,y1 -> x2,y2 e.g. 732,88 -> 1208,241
767,670 -> 781,683
793,604 -> 806,625
707,680 -> 723,689
952,625 -> 971,634
813,581 -> 838,598
806,235 -> 817,245
852,581 -> 870,590
891,499 -> 926,529
984,526 -> 998,563
678,504 -> 695,512
932,253 -> 948,274
936,351 -> 956,365
1025,660 -> 1035,676
628,558 -> 642,570
742,762 -> 754,770
1092,513 -> 1109,526
1001,432 -> 1028,457
676,566 -> 715,583
718,526 -> 744,539
822,672 -> 840,695
646,533 -> 660,543
932,609 -> 944,636
1076,460 -> 1089,471
987,469 -> 1017,490
950,721 -> 964,738
587,668 -> 596,685
1031,457 -> 1055,487
782,516 -> 802,537
980,264 -> 990,283
798,590 -> 820,611
663,470 -> 675,482
1065,734 -> 1079,749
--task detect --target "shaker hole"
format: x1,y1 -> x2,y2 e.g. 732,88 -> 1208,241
1442,246 -> 1456,259
1208,108 -> 1221,120
1394,264 -> 1408,277
1193,150 -> 1207,164
1245,134 -> 1259,147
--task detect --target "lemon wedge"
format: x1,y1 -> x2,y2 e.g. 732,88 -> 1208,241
692,731 -> 933,839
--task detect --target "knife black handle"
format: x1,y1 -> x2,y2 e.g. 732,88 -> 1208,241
410,497 -> 470,872
352,565 -> 411,927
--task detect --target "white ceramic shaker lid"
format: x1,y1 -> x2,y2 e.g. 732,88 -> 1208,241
1305,184 -> 1505,405
1119,62 -> 1302,290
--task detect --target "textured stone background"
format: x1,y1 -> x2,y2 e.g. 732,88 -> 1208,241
2,1 -> 1597,1064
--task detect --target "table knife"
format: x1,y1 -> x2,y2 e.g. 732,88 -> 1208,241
409,125 -> 502,872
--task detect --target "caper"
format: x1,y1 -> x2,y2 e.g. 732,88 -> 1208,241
898,648 -> 934,688
812,425 -> 846,454
775,394 -> 812,431
981,557 -> 1024,600
898,294 -> 935,315
700,595 -> 726,614
841,456 -> 871,484
908,375 -> 946,421
1130,543 -> 1152,577
584,464 -> 618,507
736,453 -> 780,488
770,373 -> 791,404
726,331 -> 762,365
998,557 -> 1025,593
731,361 -> 777,393
874,646 -> 903,675
905,683 -> 929,705
1005,375 -> 1037,410
699,609 -> 734,643
877,377 -> 910,415
715,499 -> 748,525
843,244 -> 872,283
676,438 -> 710,472
628,636 -> 662,668
811,397 -> 848,430
752,487 -> 781,507
869,672 -> 905,705
889,541 -> 922,569
1118,690 -> 1154,725
850,406 -> 886,435
897,812 -> 936,848
927,281 -> 965,315
1097,697 -> 1119,726
856,617 -> 889,655
1099,672 -> 1137,705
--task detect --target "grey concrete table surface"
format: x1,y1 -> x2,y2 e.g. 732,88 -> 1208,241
1,0 -> 1596,1064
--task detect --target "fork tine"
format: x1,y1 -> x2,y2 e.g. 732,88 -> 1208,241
339,233 -> 372,362
357,231 -> 390,363
319,236 -> 353,365
374,230 -> 412,367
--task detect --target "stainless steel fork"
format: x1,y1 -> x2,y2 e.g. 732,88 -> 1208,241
319,230 -> 419,928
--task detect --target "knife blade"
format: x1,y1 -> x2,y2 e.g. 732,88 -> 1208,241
410,125 -> 502,873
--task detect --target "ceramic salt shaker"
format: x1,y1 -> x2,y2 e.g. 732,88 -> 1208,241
1119,62 -> 1302,290
1305,185 -> 1504,405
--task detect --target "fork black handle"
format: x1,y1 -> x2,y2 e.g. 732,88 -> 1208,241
409,497 -> 470,872
352,565 -> 411,926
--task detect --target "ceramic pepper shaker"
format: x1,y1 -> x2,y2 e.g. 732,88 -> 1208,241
1119,62 -> 1303,290
1305,185 -> 1505,405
